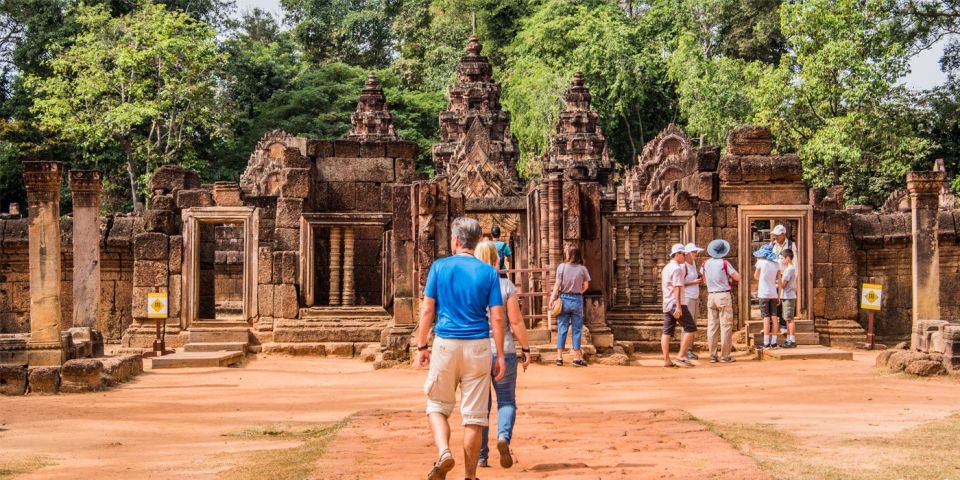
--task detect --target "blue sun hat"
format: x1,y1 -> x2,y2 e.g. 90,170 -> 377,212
753,243 -> 774,260
707,239 -> 730,259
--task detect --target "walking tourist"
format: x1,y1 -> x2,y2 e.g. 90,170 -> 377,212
778,248 -> 799,348
662,243 -> 698,367
417,217 -> 508,480
473,241 -> 531,470
700,239 -> 741,363
683,243 -> 704,360
753,244 -> 781,349
491,225 -> 511,278
548,243 -> 591,367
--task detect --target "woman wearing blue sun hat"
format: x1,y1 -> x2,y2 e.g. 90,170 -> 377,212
753,244 -> 781,349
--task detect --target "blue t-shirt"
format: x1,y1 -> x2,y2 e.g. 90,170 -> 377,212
424,254 -> 504,340
494,241 -> 512,270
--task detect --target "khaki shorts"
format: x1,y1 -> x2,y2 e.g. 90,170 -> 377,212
781,299 -> 797,321
423,337 -> 492,426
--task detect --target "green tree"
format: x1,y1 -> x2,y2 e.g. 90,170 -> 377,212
750,0 -> 934,206
501,0 -> 676,175
282,0 -> 398,68
391,0 -> 529,91
26,2 -> 228,210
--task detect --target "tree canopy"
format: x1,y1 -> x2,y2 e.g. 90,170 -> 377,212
0,0 -> 958,210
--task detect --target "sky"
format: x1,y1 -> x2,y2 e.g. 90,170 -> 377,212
233,0 -> 951,91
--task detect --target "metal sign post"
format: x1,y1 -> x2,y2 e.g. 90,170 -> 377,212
143,292 -> 174,357
856,278 -> 886,350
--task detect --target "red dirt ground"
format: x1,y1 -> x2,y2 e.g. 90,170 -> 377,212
1,350 -> 958,479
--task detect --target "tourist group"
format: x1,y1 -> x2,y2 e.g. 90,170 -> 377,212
414,216 -> 799,480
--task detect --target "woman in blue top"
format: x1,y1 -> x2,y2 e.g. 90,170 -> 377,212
474,240 -> 531,470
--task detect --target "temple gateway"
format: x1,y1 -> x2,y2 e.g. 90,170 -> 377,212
1,37 -> 958,393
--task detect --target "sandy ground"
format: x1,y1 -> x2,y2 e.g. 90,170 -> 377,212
1,350 -> 959,479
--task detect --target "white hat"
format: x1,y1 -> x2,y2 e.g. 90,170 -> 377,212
772,224 -> 787,235
683,242 -> 704,254
670,243 -> 686,256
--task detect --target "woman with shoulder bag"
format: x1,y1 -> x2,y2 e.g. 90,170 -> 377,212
549,243 -> 591,367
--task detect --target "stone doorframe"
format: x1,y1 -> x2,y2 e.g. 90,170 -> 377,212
299,212 -> 392,307
736,205 -> 814,328
601,211 -> 696,310
182,207 -> 260,328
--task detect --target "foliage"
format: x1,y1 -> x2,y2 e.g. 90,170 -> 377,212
749,0 -> 935,206
26,2 -> 228,208
281,0 -> 398,69
501,0 -> 677,176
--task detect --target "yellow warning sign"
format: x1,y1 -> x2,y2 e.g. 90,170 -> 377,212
860,283 -> 882,311
147,292 -> 169,318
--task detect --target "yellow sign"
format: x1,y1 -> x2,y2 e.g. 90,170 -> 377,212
860,283 -> 882,311
147,292 -> 169,318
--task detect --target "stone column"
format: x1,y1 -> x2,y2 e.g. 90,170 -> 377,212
328,227 -> 342,306
547,173 -> 563,285
23,161 -> 65,366
69,171 -> 102,331
342,227 -> 355,306
907,170 -> 945,349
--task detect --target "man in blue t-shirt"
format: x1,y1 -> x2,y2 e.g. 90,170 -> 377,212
418,217 -> 506,480
491,225 -> 511,277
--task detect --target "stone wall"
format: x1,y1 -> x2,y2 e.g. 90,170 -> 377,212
852,210 -> 960,342
0,216 -> 139,342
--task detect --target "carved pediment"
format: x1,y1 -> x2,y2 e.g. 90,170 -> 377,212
241,130 -> 299,196
621,124 -> 696,211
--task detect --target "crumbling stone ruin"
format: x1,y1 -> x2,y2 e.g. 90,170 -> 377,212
1,37 -> 959,387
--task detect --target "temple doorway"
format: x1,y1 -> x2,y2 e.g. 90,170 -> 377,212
737,206 -> 813,344
197,223 -> 245,321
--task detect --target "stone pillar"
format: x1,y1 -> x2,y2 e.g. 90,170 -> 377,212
329,227 -> 342,306
23,161 -> 65,366
342,227 -> 355,306
907,170 -> 945,349
547,173 -> 563,286
69,171 -> 102,331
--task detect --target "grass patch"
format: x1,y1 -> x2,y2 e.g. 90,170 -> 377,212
0,456 -> 52,479
700,415 -> 960,480
220,420 -> 347,480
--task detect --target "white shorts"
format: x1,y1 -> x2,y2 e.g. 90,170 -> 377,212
423,337 -> 492,426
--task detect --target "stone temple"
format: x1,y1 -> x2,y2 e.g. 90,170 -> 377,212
1,37 -> 959,394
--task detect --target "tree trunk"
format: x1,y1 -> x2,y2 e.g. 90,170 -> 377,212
621,112 -> 637,165
120,138 -> 143,213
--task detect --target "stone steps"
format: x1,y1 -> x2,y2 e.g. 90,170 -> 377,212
150,351 -> 244,369
299,306 -> 391,320
761,345 -> 853,361
815,319 -> 867,347
273,323 -> 387,343
261,342 -> 379,357
188,327 -> 250,344
183,342 -> 247,353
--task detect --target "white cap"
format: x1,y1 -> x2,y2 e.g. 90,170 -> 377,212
772,224 -> 787,235
670,243 -> 686,256
683,242 -> 704,254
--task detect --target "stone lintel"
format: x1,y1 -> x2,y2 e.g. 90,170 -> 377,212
906,171 -> 947,196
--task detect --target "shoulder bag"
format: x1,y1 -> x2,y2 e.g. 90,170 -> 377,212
550,264 -> 565,317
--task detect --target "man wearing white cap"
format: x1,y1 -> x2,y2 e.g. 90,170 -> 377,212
770,224 -> 797,333
682,243 -> 704,361
661,243 -> 698,367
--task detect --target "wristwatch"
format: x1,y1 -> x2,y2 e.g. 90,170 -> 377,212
418,344 -> 430,351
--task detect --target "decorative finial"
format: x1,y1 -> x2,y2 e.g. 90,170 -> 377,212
466,36 -> 482,56
571,71 -> 585,86
365,72 -> 380,89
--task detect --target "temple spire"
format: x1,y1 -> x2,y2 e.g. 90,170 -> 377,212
347,72 -> 397,141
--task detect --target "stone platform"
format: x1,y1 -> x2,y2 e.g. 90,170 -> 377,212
150,351 -> 244,369
761,345 -> 853,361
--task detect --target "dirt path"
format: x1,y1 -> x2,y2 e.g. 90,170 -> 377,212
319,407 -> 768,479
1,351 -> 958,479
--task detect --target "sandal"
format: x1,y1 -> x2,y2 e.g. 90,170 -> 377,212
428,448 -> 455,480
497,438 -> 514,468
673,358 -> 694,367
